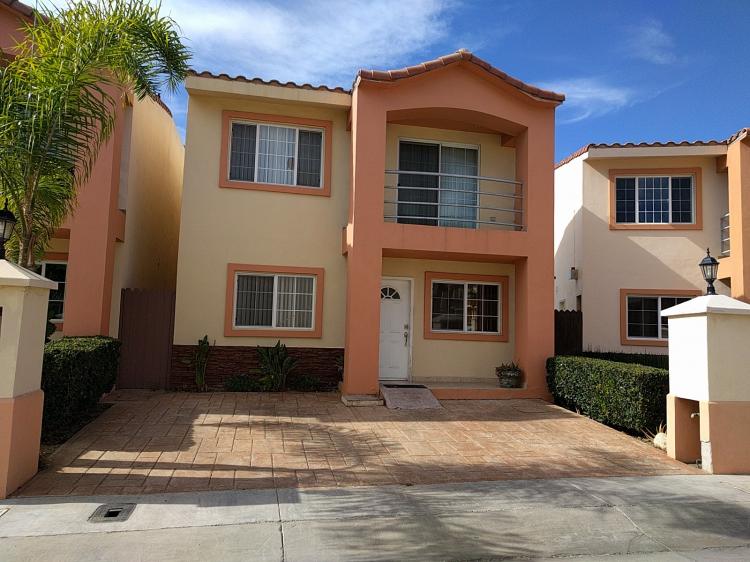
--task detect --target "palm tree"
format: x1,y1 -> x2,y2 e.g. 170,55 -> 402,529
0,0 -> 190,267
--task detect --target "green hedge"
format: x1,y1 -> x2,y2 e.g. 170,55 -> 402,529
546,356 -> 669,433
577,350 -> 669,370
41,337 -> 121,432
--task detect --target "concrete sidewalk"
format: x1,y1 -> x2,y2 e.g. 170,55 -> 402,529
1,474 -> 750,561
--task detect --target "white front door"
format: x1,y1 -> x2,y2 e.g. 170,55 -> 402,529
379,279 -> 411,381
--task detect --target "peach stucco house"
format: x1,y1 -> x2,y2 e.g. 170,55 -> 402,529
1,0 -> 185,339
554,128 -> 749,354
172,50 -> 564,400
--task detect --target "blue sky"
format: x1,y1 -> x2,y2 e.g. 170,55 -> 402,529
150,0 -> 750,161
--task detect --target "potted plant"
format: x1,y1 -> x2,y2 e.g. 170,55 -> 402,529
496,362 -> 524,388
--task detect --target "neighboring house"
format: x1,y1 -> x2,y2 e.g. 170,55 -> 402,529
554,128 -> 749,354
1,0 -> 184,338
172,50 -> 563,400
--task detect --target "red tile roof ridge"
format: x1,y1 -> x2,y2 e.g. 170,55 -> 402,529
188,69 -> 351,95
356,49 -> 565,104
555,130 -> 749,169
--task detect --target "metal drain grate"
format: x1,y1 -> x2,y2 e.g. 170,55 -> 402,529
88,503 -> 136,523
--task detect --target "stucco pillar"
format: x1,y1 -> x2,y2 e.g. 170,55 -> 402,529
513,125 -> 555,396
726,137 -> 750,301
0,260 -> 56,498
663,294 -> 750,473
63,104 -> 125,336
342,86 -> 386,398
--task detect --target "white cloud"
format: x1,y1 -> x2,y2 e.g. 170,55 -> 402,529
159,0 -> 454,86
625,18 -> 677,65
540,78 -> 636,124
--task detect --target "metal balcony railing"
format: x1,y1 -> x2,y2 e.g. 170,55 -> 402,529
383,170 -> 524,231
721,212 -> 730,257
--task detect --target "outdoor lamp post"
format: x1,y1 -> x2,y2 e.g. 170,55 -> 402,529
0,200 -> 17,260
699,248 -> 719,295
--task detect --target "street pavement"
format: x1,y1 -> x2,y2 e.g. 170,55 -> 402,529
2,474 -> 750,561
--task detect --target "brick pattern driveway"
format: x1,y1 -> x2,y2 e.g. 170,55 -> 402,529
17,392 -> 698,497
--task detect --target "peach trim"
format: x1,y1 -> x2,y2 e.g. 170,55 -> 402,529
424,271 -> 509,342
619,288 -> 701,347
41,252 -> 68,262
608,168 -> 703,231
219,110 -> 332,197
224,263 -> 324,338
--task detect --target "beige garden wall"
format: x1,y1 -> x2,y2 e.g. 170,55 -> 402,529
173,91 -> 351,348
382,257 -> 515,382
109,95 -> 185,336
580,154 -> 729,353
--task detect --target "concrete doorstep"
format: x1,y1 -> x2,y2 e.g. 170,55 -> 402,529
1,474 -> 750,561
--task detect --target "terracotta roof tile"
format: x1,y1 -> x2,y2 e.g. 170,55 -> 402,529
187,69 -> 350,94
555,129 -> 749,169
0,0 -> 34,18
355,49 -> 565,104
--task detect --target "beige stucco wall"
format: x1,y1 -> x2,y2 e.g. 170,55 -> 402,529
173,93 -> 350,347
381,257 -> 515,382
45,238 -> 70,255
383,124 -> 517,227
109,95 -> 185,336
579,155 -> 729,353
554,156 -> 584,310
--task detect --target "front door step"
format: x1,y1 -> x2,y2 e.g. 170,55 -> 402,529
340,394 -> 384,407
380,384 -> 442,410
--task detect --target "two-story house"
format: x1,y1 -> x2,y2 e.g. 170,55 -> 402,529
1,0 -> 185,339
171,50 -> 564,401
554,128 -> 749,354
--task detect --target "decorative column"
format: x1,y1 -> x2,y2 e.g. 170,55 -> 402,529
341,84 -> 386,402
663,294 -> 750,473
0,260 -> 56,498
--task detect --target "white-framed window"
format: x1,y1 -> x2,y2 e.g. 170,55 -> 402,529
228,121 -> 324,188
430,280 -> 501,334
626,294 -> 691,340
615,175 -> 695,225
40,261 -> 67,322
234,273 -> 316,330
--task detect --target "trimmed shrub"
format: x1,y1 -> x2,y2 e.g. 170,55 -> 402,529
41,337 -> 121,432
546,356 -> 669,433
577,350 -> 669,370
287,374 -> 327,392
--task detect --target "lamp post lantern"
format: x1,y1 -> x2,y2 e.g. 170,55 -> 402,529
699,248 -> 719,295
0,200 -> 17,261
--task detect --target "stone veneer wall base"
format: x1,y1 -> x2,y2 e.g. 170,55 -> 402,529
169,345 -> 344,390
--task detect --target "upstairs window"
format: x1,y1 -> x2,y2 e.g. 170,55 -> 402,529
615,175 -> 695,225
229,121 -> 323,189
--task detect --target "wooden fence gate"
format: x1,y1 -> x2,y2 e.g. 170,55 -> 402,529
117,289 -> 175,389
554,309 -> 582,356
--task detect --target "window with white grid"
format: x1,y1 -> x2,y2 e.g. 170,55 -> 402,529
626,294 -> 691,340
234,273 -> 315,329
431,280 -> 501,334
615,175 -> 695,225
228,121 -> 323,188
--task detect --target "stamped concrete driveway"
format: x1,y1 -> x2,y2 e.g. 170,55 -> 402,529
16,391 -> 697,497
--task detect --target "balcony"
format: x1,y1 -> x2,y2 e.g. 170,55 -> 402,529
384,170 -> 524,231
721,213 -> 730,257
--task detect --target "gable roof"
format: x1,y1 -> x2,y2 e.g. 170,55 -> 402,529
555,128 -> 750,169
357,49 -> 565,104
